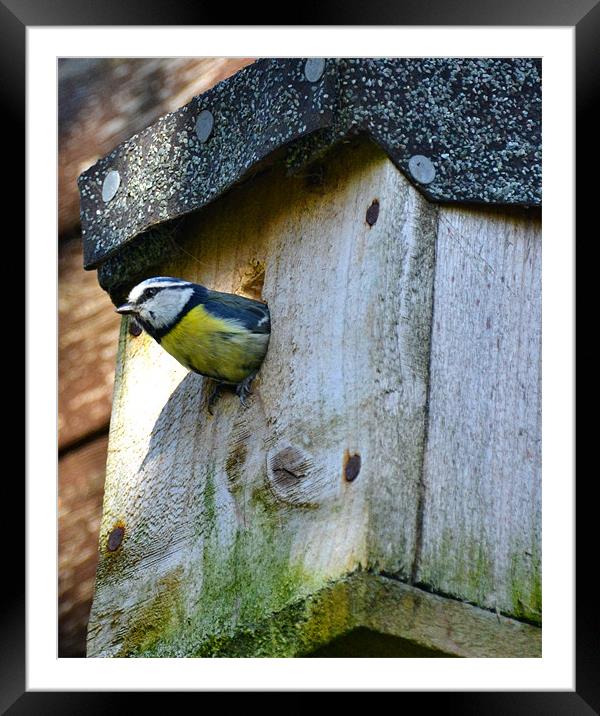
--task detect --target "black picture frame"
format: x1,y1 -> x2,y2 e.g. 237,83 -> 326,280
10,0 -> 590,710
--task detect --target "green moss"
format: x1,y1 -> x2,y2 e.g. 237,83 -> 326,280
141,576 -> 359,658
417,529 -> 541,625
202,467 -> 217,527
119,568 -> 185,656
428,533 -> 494,603
119,465 -> 327,657
417,529 -> 494,607
197,489 -> 309,630
249,482 -> 279,514
470,543 -> 494,605
509,548 -> 542,624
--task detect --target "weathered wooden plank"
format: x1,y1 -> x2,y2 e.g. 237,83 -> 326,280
359,574 -> 540,658
58,238 -> 120,448
58,434 -> 108,656
118,573 -> 537,658
415,205 -> 541,623
87,139 -> 438,656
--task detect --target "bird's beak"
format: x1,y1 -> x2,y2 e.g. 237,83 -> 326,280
115,303 -> 136,315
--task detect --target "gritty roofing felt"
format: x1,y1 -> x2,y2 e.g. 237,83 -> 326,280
78,57 -> 541,274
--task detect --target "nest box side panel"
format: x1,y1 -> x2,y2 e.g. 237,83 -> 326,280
416,205 -> 542,624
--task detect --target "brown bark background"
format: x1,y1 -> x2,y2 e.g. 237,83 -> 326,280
58,58 -> 254,656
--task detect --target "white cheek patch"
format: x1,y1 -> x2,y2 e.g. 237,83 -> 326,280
139,287 -> 194,328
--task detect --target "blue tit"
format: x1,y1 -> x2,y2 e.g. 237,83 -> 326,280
116,277 -> 270,412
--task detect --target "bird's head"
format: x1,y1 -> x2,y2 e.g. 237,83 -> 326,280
116,277 -> 201,335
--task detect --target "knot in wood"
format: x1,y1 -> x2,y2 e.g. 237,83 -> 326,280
266,445 -> 320,507
271,446 -> 308,483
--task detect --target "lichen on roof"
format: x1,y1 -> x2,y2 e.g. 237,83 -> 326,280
79,57 -> 541,273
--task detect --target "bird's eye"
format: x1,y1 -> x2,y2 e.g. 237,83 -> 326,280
145,287 -> 158,298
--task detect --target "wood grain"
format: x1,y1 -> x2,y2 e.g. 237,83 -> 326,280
58,434 -> 108,656
87,139 -> 438,657
360,574 -> 540,658
415,205 -> 542,622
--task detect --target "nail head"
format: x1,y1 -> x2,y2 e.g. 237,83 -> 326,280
304,58 -> 326,83
102,170 -> 121,203
408,155 -> 436,185
344,453 -> 361,482
129,318 -> 142,337
195,110 -> 214,143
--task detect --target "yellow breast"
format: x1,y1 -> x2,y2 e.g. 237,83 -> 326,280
159,304 -> 269,384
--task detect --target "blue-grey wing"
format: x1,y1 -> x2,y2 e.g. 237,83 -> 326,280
203,290 -> 271,334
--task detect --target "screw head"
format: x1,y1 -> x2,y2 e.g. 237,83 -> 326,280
102,170 -> 121,203
195,109 -> 214,143
107,525 -> 124,552
128,318 -> 142,337
304,58 -> 326,83
344,453 -> 361,482
408,155 -> 436,185
366,199 -> 380,227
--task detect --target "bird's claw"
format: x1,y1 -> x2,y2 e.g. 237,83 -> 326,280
235,373 -> 256,408
206,374 -> 257,414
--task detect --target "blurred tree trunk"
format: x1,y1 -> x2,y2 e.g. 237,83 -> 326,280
59,58 -> 254,236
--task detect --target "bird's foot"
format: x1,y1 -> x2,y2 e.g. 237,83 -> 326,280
207,381 -> 224,415
235,372 -> 257,408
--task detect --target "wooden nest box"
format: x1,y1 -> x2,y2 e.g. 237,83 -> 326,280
78,58 -> 541,658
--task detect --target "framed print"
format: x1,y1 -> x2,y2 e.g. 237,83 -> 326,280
10,0 -> 591,709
